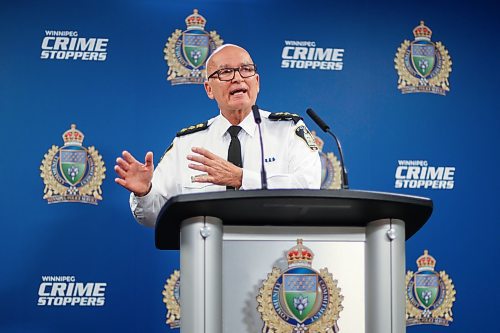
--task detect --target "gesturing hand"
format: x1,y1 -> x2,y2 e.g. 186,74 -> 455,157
187,147 -> 243,188
114,151 -> 154,196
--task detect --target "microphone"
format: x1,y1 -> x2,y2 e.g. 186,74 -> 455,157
251,105 -> 268,189
306,108 -> 349,189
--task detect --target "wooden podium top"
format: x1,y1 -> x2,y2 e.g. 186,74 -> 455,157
155,189 -> 433,249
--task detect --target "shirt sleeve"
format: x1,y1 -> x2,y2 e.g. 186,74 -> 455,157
241,168 -> 261,190
129,139 -> 179,228
286,120 -> 322,189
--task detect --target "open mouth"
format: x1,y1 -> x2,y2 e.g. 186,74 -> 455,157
230,88 -> 248,96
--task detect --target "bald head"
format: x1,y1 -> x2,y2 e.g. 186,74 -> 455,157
205,44 -> 252,79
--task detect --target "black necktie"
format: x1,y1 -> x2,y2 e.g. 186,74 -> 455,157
227,125 -> 242,190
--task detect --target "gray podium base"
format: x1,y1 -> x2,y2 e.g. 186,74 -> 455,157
180,217 -> 405,333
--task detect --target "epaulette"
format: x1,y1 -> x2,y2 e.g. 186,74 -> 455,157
176,121 -> 210,137
268,112 -> 303,124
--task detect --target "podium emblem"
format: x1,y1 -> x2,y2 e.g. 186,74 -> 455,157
40,124 -> 105,204
164,9 -> 223,85
394,21 -> 452,95
406,250 -> 456,326
162,270 -> 181,329
257,239 -> 343,332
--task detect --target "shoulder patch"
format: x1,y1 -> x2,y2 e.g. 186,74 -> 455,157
268,112 -> 303,124
295,125 -> 319,151
176,121 -> 210,137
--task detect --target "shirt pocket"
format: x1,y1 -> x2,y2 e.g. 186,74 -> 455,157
262,151 -> 288,176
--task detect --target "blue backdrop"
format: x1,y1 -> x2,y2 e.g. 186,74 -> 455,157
1,0 -> 499,332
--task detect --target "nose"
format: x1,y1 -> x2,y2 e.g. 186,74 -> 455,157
231,70 -> 243,82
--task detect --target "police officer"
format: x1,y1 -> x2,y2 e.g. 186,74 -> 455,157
115,44 -> 321,227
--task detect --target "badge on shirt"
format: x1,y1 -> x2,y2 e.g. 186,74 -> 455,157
295,125 -> 319,151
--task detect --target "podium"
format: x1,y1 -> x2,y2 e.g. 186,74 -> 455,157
156,189 -> 432,333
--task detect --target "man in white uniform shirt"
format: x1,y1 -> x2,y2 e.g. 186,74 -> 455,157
114,44 -> 321,227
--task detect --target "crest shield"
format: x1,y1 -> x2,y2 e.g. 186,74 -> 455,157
282,272 -> 318,323
414,271 -> 439,309
182,31 -> 209,68
411,41 -> 436,77
59,146 -> 87,185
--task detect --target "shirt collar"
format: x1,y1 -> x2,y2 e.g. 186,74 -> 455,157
238,111 -> 256,138
214,110 -> 257,138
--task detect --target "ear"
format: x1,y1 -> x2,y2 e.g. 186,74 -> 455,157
204,81 -> 214,99
255,73 -> 260,94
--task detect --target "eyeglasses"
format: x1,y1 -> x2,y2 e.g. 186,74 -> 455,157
207,64 -> 257,81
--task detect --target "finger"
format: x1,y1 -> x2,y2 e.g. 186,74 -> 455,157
144,151 -> 154,167
114,165 -> 128,179
187,154 -> 209,165
115,157 -> 130,171
122,150 -> 139,164
115,177 -> 127,187
192,147 -> 218,160
115,178 -> 136,192
188,163 -> 208,172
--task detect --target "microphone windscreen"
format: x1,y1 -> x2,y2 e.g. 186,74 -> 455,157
306,108 -> 330,132
252,105 -> 262,124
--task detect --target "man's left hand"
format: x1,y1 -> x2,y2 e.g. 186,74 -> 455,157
187,147 -> 243,188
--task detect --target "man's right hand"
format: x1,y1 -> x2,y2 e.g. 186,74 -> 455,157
114,151 -> 154,197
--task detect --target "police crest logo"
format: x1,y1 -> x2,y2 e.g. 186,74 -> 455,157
295,125 -> 318,151
40,124 -> 105,204
406,250 -> 456,326
162,270 -> 181,329
164,9 -> 224,85
394,21 -> 452,95
312,131 -> 342,190
257,239 -> 343,333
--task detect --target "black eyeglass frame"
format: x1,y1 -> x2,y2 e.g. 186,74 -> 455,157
207,64 -> 258,81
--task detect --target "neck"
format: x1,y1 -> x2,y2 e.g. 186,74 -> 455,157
221,107 -> 251,125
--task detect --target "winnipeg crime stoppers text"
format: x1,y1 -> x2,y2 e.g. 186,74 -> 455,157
41,30 -> 108,61
281,40 -> 344,70
395,160 -> 455,189
38,276 -> 107,306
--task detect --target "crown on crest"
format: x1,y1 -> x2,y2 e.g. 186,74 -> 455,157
185,9 -> 206,30
416,250 -> 436,271
287,239 -> 314,267
62,124 -> 84,146
413,21 -> 432,41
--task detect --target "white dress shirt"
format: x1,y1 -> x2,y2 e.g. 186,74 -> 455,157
130,109 -> 321,227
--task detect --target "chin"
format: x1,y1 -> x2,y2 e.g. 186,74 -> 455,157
228,99 -> 252,110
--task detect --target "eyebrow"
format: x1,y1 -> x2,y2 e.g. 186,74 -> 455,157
216,62 -> 252,69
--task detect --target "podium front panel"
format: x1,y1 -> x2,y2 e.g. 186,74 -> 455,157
222,226 -> 366,333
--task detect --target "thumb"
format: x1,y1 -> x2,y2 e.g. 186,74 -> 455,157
144,151 -> 154,168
